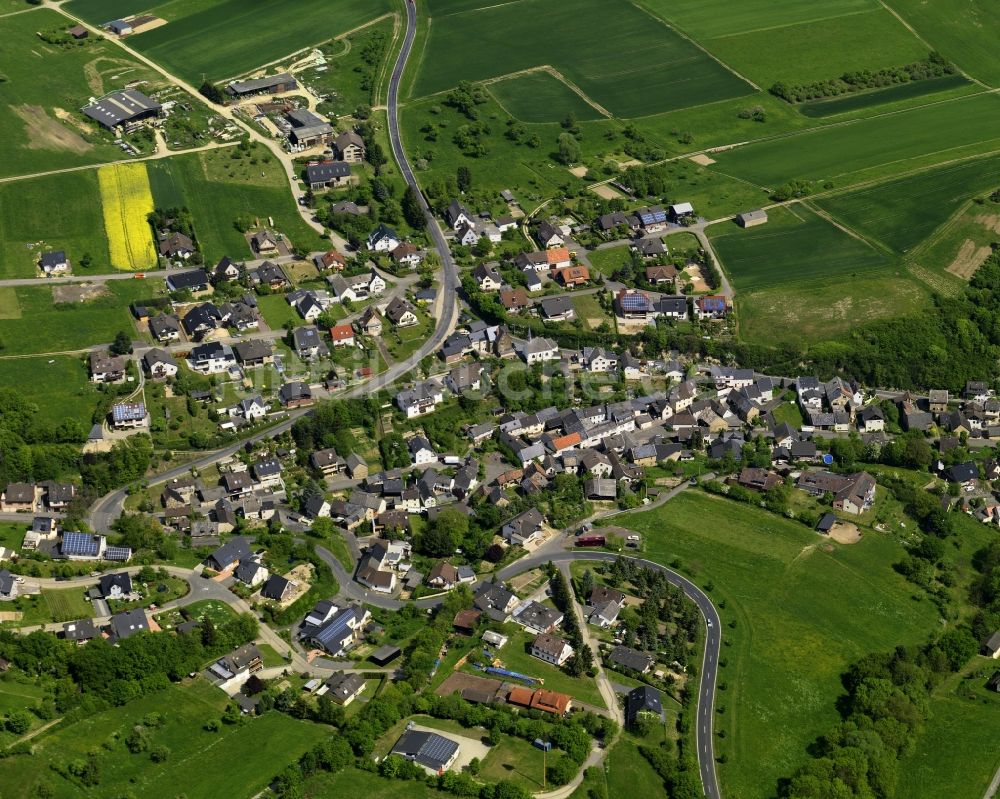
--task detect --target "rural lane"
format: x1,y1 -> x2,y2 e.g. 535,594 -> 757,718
88,0 -> 460,531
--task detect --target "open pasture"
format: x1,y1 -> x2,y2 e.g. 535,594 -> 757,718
488,71 -> 604,123
146,147 -> 326,261
710,205 -> 891,292
0,682 -> 327,799
0,171 -> 110,279
816,155 -> 1000,254
0,356 -> 98,429
0,9 -> 159,178
411,0 -> 752,118
617,490 -> 937,799
70,0 -> 394,84
0,281 -> 150,356
711,92 -> 1000,188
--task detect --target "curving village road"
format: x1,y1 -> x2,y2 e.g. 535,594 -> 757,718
72,2 -> 722,794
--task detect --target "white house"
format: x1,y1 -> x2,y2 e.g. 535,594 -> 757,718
367,224 -> 401,252
189,342 -> 236,374
531,633 -> 573,666
396,381 -> 444,418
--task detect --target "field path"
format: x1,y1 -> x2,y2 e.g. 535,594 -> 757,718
5,718 -> 63,750
47,0 -> 327,238
482,65 -> 613,118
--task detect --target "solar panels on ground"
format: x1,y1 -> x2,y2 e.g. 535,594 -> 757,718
104,546 -> 132,561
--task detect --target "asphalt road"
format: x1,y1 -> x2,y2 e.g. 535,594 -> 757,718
316,540 -> 723,799
88,0 -> 459,534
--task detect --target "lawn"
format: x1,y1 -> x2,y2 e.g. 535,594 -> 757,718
614,490 -> 939,799
411,0 -> 752,118
906,201 -> 1000,285
0,9 -> 160,179
0,681 -> 327,799
488,71 -> 604,124
146,146 -> 327,262
66,0 -> 394,84
0,356 -> 99,430
588,246 -> 631,277
0,280 -> 153,356
885,0 -> 1000,86
770,399 -> 804,429
711,92 -> 1000,189
0,171 -> 110,278
478,733 -> 548,791
41,588 -> 92,622
475,628 -> 606,708
709,205 -> 892,293
815,154 -> 1000,255
256,293 -> 300,330
571,293 -> 609,330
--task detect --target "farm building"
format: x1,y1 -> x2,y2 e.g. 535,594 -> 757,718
82,89 -> 162,132
226,72 -> 298,98
736,209 -> 768,228
305,161 -> 351,190
286,108 -> 334,147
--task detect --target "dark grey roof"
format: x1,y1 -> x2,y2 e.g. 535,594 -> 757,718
109,608 -> 149,641
306,161 -> 350,183
625,685 -> 663,724
261,574 -> 291,600
82,89 -> 161,127
98,572 -> 132,597
391,730 -> 459,771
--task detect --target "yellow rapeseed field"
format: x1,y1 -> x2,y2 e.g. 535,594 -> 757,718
98,163 -> 157,270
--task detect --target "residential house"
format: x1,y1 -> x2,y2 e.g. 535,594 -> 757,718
189,342 -> 236,374
552,265 -> 589,288
540,295 -> 575,321
502,508 -> 545,546
142,348 -> 178,379
531,633 -> 573,666
39,250 -> 70,274
166,269 -> 209,293
396,381 -> 444,418
304,161 -> 350,189
536,220 -> 564,249
292,326 -> 329,359
384,297 -> 418,328
89,350 -> 126,383
367,224 -> 400,252
148,314 -> 182,342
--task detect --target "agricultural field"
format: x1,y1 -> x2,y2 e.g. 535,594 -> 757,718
146,146 -> 327,261
710,92 -> 1000,189
412,0 -> 752,118
0,171 -> 110,279
797,74 -> 973,118
709,205 -> 892,293
0,681 -> 328,799
694,7 -> 927,87
635,0 -> 882,39
816,155 -> 1000,254
886,0 -> 1000,87
0,8 -> 161,178
0,280 -> 153,356
65,0 -> 394,84
488,71 -> 604,124
98,163 -> 157,270
908,202 -> 1000,285
616,490 -> 938,799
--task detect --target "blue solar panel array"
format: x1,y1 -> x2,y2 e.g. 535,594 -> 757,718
637,207 -> 666,225
112,403 -> 146,423
620,292 -> 651,312
62,531 -> 101,557
104,546 -> 132,562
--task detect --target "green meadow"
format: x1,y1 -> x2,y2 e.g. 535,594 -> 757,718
615,491 -> 938,799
